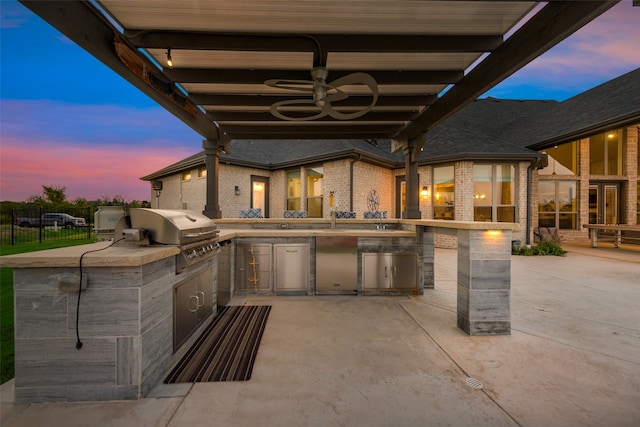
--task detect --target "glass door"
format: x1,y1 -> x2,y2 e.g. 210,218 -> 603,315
251,176 -> 269,218
589,182 -> 620,237
604,185 -> 618,225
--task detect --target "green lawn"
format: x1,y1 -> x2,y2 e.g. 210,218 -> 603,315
0,239 -> 94,384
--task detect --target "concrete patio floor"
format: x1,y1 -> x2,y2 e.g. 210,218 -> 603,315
2,244 -> 639,427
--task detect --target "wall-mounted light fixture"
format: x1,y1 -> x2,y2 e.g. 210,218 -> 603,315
151,180 -> 163,197
166,49 -> 173,68
234,185 -> 240,196
420,186 -> 430,198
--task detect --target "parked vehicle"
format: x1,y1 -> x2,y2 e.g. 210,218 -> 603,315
15,212 -> 87,228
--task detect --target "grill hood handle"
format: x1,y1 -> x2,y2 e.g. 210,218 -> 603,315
183,230 -> 219,239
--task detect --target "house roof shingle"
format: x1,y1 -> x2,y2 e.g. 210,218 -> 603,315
504,68 -> 640,149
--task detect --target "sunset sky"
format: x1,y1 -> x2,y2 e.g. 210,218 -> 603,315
1,1 -> 639,203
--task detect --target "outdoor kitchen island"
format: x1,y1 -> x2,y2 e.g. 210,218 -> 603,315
3,217 -> 515,403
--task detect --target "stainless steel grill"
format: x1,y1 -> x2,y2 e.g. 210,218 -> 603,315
129,208 -> 219,273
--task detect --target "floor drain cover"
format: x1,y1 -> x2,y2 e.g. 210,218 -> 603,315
465,377 -> 484,389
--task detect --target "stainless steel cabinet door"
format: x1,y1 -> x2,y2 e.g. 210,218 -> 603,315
390,253 -> 418,290
236,243 -> 272,292
362,253 -> 392,289
197,265 -> 214,324
274,244 -> 309,291
174,277 -> 198,351
362,253 -> 417,291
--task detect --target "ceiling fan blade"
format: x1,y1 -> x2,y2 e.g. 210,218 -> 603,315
269,98 -> 330,121
264,79 -> 315,93
265,68 -> 379,121
326,72 -> 378,120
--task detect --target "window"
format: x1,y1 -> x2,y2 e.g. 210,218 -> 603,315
286,170 -> 301,210
590,129 -> 623,175
433,166 -> 454,220
198,168 -> 207,178
181,171 -> 192,181
538,180 -> 578,229
539,141 -> 578,175
306,167 -> 323,217
473,164 -> 515,222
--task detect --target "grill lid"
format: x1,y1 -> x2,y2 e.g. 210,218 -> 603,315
129,208 -> 218,245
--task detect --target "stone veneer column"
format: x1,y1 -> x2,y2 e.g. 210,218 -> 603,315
457,229 -> 511,335
421,226 -> 435,289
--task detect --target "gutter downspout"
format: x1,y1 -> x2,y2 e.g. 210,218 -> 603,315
527,153 -> 547,246
349,154 -> 363,211
526,162 -> 533,246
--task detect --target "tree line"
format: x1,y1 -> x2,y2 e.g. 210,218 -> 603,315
1,185 -> 148,215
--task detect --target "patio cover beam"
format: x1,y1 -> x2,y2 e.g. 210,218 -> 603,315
125,31 -> 503,54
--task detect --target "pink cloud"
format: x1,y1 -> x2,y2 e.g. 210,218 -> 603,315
512,3 -> 640,83
486,2 -> 640,99
1,99 -> 201,202
0,137 -> 195,202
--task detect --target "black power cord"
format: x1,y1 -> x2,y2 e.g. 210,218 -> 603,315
75,238 -> 124,350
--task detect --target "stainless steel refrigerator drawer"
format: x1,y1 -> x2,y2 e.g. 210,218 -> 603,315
316,236 -> 357,295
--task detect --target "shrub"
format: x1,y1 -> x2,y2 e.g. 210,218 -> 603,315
512,241 -> 566,256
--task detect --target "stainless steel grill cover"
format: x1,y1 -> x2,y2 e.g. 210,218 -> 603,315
129,209 -> 219,273
129,208 -> 217,246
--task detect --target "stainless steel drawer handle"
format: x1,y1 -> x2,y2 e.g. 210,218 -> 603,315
188,295 -> 199,313
197,291 -> 205,308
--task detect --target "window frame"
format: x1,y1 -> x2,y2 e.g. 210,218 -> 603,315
473,164 -> 516,223
286,170 -> 302,211
538,179 -> 579,230
306,166 -> 324,218
433,165 -> 455,220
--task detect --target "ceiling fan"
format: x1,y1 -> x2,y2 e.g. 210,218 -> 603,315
264,66 -> 378,121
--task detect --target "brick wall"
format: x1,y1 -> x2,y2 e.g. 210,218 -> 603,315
418,165 -> 433,218
625,125 -> 638,224
455,161 -> 474,221
323,159 -> 352,214
353,161 -> 393,216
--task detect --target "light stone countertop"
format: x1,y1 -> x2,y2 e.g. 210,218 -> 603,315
217,228 -> 416,241
0,241 -> 180,268
1,220 -> 513,269
1,228 -> 415,269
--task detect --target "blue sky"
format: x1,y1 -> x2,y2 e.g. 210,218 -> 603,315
1,1 -> 639,202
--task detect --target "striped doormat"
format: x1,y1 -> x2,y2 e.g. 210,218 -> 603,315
164,305 -> 271,383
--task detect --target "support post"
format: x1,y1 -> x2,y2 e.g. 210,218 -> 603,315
202,139 -> 222,219
403,138 -> 421,219
457,229 -> 511,335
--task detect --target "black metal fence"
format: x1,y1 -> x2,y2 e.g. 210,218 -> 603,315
1,207 -> 93,246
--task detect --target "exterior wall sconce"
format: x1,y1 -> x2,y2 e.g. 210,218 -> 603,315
151,180 -> 163,198
420,186 -> 430,198
234,185 -> 241,196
